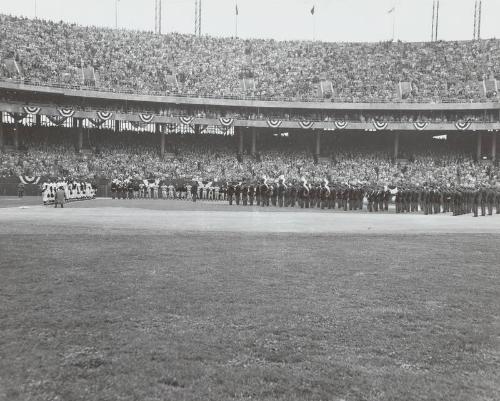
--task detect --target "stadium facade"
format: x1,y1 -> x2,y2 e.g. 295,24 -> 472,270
1,79 -> 498,161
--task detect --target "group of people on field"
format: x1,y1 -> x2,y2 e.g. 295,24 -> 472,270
110,174 -> 500,217
41,181 -> 96,207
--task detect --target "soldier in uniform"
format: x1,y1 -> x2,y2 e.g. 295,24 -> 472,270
487,185 -> 495,216
383,187 -> 391,211
496,187 -> 500,214
248,183 -> 255,206
260,178 -> 269,207
472,187 -> 480,217
270,181 -> 277,207
277,176 -> 287,207
128,179 -> 135,199
320,179 -> 330,210
235,182 -> 241,206
242,182 -> 248,206
191,181 -> 198,202
289,181 -> 298,208
298,178 -> 309,209
227,182 -> 235,205
328,183 -> 336,209
480,185 -> 487,216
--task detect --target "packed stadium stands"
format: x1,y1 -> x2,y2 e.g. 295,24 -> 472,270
1,14 -> 500,102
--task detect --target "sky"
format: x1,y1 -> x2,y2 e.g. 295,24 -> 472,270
0,0 -> 499,43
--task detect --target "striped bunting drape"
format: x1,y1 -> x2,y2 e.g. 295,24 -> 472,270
138,113 -> 155,124
298,120 -> 314,129
267,119 -> 282,128
58,108 -> 75,118
179,116 -> 195,126
219,117 -> 234,127
23,106 -> 41,115
455,120 -> 472,131
413,122 -> 429,131
373,121 -> 388,131
334,120 -> 348,130
97,111 -> 113,121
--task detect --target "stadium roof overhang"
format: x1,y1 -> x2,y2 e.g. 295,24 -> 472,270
1,81 -> 499,112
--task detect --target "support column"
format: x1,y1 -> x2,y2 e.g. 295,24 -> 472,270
251,128 -> 256,156
492,132 -> 497,162
78,124 -> 83,152
0,112 -> 3,149
13,123 -> 19,149
158,124 -> 165,157
315,131 -> 321,157
393,132 -> 400,160
476,132 -> 482,160
238,128 -> 244,154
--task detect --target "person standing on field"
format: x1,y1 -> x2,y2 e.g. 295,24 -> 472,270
54,186 -> 66,208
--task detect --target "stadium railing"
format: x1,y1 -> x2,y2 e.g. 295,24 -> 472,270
0,77 -> 493,105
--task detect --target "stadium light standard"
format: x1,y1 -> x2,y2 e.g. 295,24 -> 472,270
115,0 -> 119,29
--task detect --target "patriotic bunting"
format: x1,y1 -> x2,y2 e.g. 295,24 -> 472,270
88,118 -> 105,128
97,111 -> 113,121
334,120 -> 348,130
23,106 -> 41,115
19,175 -> 41,185
298,120 -> 315,129
166,123 -> 177,133
7,113 -> 27,123
373,121 -> 388,131
46,115 -> 67,126
413,122 -> 429,131
179,116 -> 194,126
455,120 -> 472,131
219,117 -> 234,127
58,108 -> 75,118
267,119 -> 282,128
138,113 -> 154,124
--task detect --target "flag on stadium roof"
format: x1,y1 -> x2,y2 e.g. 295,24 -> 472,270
388,6 -> 395,14
235,4 -> 238,16
310,6 -> 315,15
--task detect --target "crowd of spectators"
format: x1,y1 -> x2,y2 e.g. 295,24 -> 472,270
1,129 -> 497,189
1,14 -> 500,103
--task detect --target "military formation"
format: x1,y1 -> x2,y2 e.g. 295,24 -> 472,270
110,176 -> 500,217
225,177 -> 500,217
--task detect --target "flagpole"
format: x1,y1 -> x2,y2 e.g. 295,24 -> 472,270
313,14 -> 315,41
312,5 -> 316,41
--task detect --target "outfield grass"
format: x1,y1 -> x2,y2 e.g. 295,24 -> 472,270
1,222 -> 499,400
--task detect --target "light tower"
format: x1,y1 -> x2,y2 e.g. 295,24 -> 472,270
155,0 -> 162,34
194,0 -> 202,36
431,0 -> 440,42
473,0 -> 482,40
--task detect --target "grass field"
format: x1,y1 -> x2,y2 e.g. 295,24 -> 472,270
1,197 -> 499,401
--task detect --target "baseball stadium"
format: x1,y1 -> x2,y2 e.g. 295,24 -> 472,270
1,1 -> 499,400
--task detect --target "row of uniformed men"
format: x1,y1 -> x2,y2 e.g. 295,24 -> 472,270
41,181 -> 96,205
110,179 -> 228,200
226,179 -> 500,216
395,186 -> 500,217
